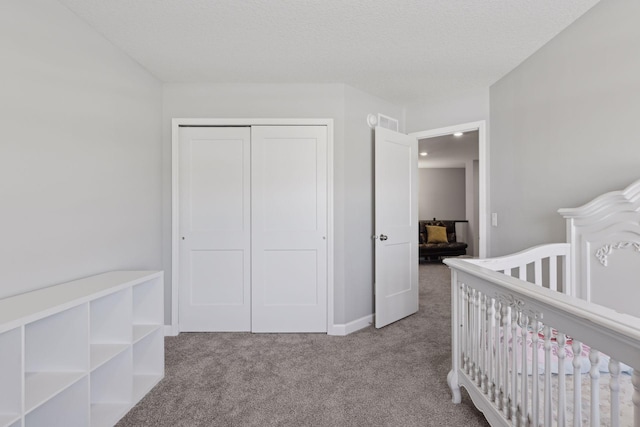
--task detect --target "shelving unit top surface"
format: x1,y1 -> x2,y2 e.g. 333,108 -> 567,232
0,271 -> 162,331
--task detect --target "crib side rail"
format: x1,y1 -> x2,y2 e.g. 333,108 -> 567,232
445,257 -> 640,427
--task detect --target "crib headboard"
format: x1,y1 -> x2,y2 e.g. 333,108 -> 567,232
559,178 -> 640,317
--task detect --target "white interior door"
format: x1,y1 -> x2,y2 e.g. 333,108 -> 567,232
251,126 -> 328,332
374,126 -> 418,328
178,126 -> 251,331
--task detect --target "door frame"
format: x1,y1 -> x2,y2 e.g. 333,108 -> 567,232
408,120 -> 489,258
171,118 -> 335,335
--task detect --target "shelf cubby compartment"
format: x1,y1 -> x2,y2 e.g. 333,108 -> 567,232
0,417 -> 20,427
132,328 -> 164,401
0,328 -> 22,427
90,348 -> 132,427
24,304 -> 88,413
25,376 -> 89,427
132,277 -> 163,326
90,288 -> 132,371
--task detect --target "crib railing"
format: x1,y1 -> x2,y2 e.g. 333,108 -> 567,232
462,243 -> 572,293
444,244 -> 640,427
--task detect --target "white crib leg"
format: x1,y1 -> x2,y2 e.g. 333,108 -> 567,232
589,350 -> 600,427
448,277 -> 462,404
610,359 -> 620,427
447,369 -> 462,404
558,333 -> 567,427
544,326 -> 552,427
572,340 -> 582,427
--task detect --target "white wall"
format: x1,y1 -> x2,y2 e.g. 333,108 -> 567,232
405,87 -> 490,133
418,169 -> 466,220
162,83 -> 403,326
0,0 -> 163,298
489,0 -> 640,256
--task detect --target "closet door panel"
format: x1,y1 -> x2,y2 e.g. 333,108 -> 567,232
251,126 -> 328,333
178,127 -> 251,332
261,138 -> 318,232
190,250 -> 245,306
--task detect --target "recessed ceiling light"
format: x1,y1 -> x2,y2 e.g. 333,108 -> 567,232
420,152 -> 428,156
453,132 -> 463,137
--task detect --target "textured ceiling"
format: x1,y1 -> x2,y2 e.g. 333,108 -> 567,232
57,0 -> 599,104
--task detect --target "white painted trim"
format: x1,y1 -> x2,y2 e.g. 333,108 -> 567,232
171,118 -> 335,334
408,120 -> 489,258
330,314 -> 374,336
164,324 -> 179,337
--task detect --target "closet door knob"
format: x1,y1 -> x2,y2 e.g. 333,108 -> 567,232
379,234 -> 388,241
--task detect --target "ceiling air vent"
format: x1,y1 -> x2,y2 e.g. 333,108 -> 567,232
378,114 -> 399,132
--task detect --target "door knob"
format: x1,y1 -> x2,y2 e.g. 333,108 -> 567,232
379,234 -> 388,241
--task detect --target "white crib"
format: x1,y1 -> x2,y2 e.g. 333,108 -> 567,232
445,179 -> 640,427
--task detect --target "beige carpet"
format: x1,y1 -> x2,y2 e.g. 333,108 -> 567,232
117,262 -> 489,426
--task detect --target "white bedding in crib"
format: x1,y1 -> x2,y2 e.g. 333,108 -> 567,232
551,371 -> 633,427
505,327 -> 633,375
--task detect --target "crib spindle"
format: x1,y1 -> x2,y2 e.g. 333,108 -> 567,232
482,294 -> 490,394
519,264 -> 527,281
502,303 -> 510,417
463,285 -> 470,374
520,314 -> 529,427
549,255 -> 558,292
477,292 -> 485,388
572,340 -> 582,427
534,260 -> 543,286
494,299 -> 502,406
558,333 -> 567,427
471,288 -> 477,381
544,325 -> 552,427
610,359 -> 620,427
531,318 -> 540,427
589,350 -> 600,427
632,370 -> 640,427
511,308 -> 518,424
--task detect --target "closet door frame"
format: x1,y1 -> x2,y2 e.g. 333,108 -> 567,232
170,118 -> 335,335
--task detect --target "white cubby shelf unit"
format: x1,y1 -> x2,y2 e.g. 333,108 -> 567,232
0,271 -> 164,427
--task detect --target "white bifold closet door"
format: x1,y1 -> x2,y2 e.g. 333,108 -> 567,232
251,126 -> 327,333
178,127 -> 252,332
178,125 -> 327,333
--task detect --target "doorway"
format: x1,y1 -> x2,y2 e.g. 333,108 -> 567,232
409,120 -> 488,259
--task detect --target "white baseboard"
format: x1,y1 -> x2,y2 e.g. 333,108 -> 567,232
164,324 -> 179,336
165,320 -> 373,337
329,314 -> 374,336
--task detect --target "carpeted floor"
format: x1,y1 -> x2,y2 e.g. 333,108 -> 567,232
117,262 -> 489,427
